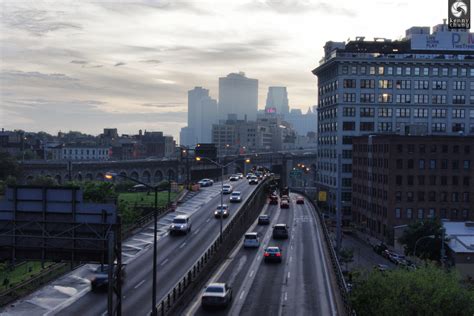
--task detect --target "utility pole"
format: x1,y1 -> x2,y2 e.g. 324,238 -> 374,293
336,153 -> 342,254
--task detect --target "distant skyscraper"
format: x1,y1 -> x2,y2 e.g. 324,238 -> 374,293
284,107 -> 317,136
187,87 -> 218,145
218,72 -> 258,121
265,87 -> 289,115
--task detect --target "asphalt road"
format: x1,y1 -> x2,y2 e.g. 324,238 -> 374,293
57,178 -> 260,316
185,193 -> 341,316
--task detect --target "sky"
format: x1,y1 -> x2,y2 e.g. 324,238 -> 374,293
0,0 -> 444,140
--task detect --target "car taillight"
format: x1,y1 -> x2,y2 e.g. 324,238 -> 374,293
276,252 -> 281,257
264,252 -> 270,257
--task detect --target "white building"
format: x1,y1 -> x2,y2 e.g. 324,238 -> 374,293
179,126 -> 195,147
265,86 -> 289,115
52,144 -> 111,161
312,21 -> 474,223
219,72 -> 258,121
187,87 -> 218,145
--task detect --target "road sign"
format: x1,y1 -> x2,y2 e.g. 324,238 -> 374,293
318,191 -> 327,202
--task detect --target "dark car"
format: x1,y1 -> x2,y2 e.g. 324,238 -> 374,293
269,195 -> 278,205
90,264 -> 126,292
272,224 -> 289,239
280,199 -> 290,209
296,196 -> 304,204
373,243 -> 388,255
258,214 -> 270,225
264,246 -> 282,263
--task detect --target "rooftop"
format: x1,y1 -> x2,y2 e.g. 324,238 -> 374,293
443,221 -> 474,254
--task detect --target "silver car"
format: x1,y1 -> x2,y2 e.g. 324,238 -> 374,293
169,215 -> 191,235
201,283 -> 232,309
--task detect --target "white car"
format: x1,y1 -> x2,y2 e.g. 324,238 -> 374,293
248,176 -> 258,185
222,184 -> 233,194
214,204 -> 229,218
243,232 -> 260,248
201,283 -> 232,308
236,173 -> 244,179
169,215 -> 191,235
229,175 -> 239,181
229,191 -> 241,203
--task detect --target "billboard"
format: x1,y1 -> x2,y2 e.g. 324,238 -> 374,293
0,186 -> 117,263
411,29 -> 474,51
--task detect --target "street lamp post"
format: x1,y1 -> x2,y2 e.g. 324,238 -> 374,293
105,172 -> 161,316
195,156 -> 250,242
413,234 -> 435,258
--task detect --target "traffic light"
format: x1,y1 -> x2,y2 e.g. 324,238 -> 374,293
195,143 -> 217,160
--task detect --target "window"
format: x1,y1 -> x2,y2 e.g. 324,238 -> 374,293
360,122 -> 374,131
407,175 -> 414,185
378,66 -> 384,75
414,80 -> 429,89
452,192 -> 459,202
432,123 -> 446,132
405,67 -> 411,75
441,176 -> 448,185
407,191 -> 414,201
378,108 -> 392,117
343,79 -> 356,88
396,94 -> 411,103
342,65 -> 348,74
429,175 -> 437,185
414,95 -> 429,104
343,93 -> 356,102
360,79 -> 375,89
452,160 -> 459,169
396,80 -> 411,89
432,109 -> 447,118
428,208 -> 435,219
395,208 -> 401,219
351,66 -> 357,75
432,80 -> 447,90
407,159 -> 414,169
343,121 -> 355,131
451,209 -> 458,219
453,95 -> 466,104
378,80 -> 393,89
452,109 -> 465,118
428,191 -> 436,201
417,208 -> 424,219
360,107 -> 375,117
452,123 -> 464,132
418,159 -> 425,169
396,67 -> 402,75
453,176 -> 459,185
418,175 -> 425,185
378,93 -> 393,103
407,208 -> 413,219
396,108 -> 410,117
417,191 -> 425,202
360,93 -> 375,103
429,159 -> 436,169
464,160 -> 471,169
462,209 -> 469,219
396,175 -> 402,185
441,159 -> 448,169
396,191 -> 402,202
441,192 -> 448,202
343,107 -> 356,117
396,159 -> 403,169
414,108 -> 428,118
377,122 -> 392,132
453,81 -> 466,90
432,95 -> 447,104
463,192 -> 470,202
442,68 -> 448,76
433,68 -> 439,76
369,66 -> 376,75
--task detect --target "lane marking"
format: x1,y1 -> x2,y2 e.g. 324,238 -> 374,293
249,270 -> 254,278
179,242 -> 187,249
160,258 -> 169,266
287,272 -> 290,279
134,279 -> 146,289
239,290 -> 245,300
284,292 -> 288,301
101,311 -> 107,316
206,218 -> 211,223
289,256 -> 293,263
193,228 -> 201,235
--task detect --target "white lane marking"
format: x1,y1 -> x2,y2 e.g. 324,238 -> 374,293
43,285 -> 91,316
289,256 -> 293,263
284,292 -> 288,301
287,272 -> 291,279
101,311 -> 107,316
193,228 -> 201,235
134,279 -> 146,289
249,270 -> 254,278
160,258 -> 169,266
239,290 -> 245,300
206,218 -> 211,223
179,242 -> 187,249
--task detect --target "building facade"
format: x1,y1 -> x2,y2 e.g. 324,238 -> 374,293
352,135 -> 474,243
265,86 -> 289,115
284,108 -> 318,136
187,87 -> 218,145
312,22 -> 474,226
52,144 -> 111,161
218,72 -> 258,122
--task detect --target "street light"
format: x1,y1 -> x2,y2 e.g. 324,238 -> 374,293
195,156 -> 250,242
413,235 -> 435,258
105,171 -> 163,316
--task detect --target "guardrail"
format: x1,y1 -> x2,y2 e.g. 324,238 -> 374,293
291,188 -> 354,316
154,178 -> 270,315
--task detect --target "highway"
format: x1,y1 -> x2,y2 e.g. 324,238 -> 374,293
2,178 -> 260,316
185,193 -> 342,316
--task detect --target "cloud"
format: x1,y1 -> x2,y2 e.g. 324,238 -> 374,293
70,60 -> 88,64
141,102 -> 183,108
140,59 -> 162,64
243,0 -> 356,16
1,70 -> 79,82
114,62 -> 126,67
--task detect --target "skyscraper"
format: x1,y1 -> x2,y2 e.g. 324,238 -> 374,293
186,87 -> 218,145
312,21 -> 474,227
265,86 -> 289,115
218,72 -> 258,121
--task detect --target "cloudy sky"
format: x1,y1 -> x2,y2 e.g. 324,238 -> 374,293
1,0 -> 443,140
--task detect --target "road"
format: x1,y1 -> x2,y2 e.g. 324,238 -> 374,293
185,193 -> 342,316
2,178 -> 260,316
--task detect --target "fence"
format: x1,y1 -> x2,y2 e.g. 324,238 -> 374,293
291,188 -> 354,316
154,178 -> 269,315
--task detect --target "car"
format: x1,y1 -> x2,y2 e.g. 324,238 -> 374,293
243,232 -> 260,248
258,214 -> 270,225
374,264 -> 389,272
90,264 -> 126,292
280,199 -> 290,209
198,178 -> 214,187
229,191 -> 242,203
269,195 -> 278,205
229,175 -> 239,181
169,215 -> 191,235
248,176 -> 258,185
381,249 -> 394,259
280,187 -> 289,197
255,172 -> 263,180
236,173 -> 244,179
373,243 -> 388,255
222,184 -> 233,194
389,253 -> 406,265
214,204 -> 229,218
272,224 -> 289,239
264,246 -> 282,263
296,196 -> 304,204
201,283 -> 232,309
246,173 -> 254,179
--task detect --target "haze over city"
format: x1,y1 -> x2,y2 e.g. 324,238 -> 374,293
1,0 -> 442,140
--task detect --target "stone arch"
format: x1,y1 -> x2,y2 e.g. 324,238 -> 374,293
64,174 -> 71,182
167,169 -> 176,181
96,172 -> 104,181
142,170 -> 151,183
130,171 -> 139,180
85,173 -> 94,181
119,171 -> 127,178
154,170 -> 163,183
55,174 -> 62,184
75,173 -> 83,182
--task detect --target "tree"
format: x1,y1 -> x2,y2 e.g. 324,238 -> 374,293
350,264 -> 474,316
398,219 -> 443,260
339,248 -> 354,271
0,152 -> 20,180
82,181 -> 117,203
27,176 -> 57,186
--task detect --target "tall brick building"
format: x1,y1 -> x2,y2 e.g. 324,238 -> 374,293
352,135 -> 474,243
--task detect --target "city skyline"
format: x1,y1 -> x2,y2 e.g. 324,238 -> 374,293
1,0 -> 443,140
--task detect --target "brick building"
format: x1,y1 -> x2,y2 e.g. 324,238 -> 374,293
352,134 -> 474,243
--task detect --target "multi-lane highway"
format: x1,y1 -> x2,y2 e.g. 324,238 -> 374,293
185,193 -> 342,316
2,177 -> 261,316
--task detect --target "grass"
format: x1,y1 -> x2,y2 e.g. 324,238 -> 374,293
0,261 -> 54,292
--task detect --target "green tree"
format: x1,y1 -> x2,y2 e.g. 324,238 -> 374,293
350,265 -> 474,316
339,248 -> 354,271
82,181 -> 117,203
398,219 -> 443,260
0,152 -> 20,180
27,176 -> 57,186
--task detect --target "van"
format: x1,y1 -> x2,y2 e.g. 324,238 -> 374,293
169,215 -> 191,235
243,232 -> 260,248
